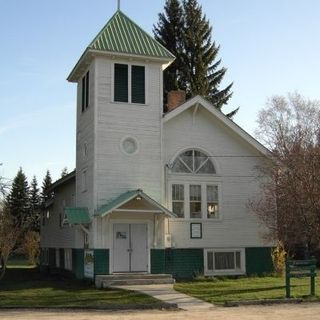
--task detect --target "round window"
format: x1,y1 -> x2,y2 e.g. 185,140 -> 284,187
121,137 -> 139,155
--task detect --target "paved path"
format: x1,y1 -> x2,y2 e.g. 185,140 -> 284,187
112,284 -> 214,311
1,304 -> 320,320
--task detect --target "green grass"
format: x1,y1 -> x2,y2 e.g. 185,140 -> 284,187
0,267 -> 160,308
174,275 -> 320,305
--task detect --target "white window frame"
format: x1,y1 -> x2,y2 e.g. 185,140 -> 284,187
111,61 -> 148,105
169,180 -> 222,220
204,248 -> 246,276
64,249 -> 72,271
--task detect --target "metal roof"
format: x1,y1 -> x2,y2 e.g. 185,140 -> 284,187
64,207 -> 91,225
95,189 -> 176,218
89,10 -> 175,59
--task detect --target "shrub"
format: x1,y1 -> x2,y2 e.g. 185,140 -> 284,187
271,241 -> 287,276
22,231 -> 40,265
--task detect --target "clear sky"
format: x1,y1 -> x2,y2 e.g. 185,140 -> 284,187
1,0 -> 320,184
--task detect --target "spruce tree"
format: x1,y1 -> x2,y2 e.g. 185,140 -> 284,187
154,0 -> 237,116
41,170 -> 53,206
29,176 -> 41,232
154,0 -> 184,107
61,167 -> 68,178
6,168 -> 30,228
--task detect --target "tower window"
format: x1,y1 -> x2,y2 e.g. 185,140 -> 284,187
81,71 -> 90,112
114,63 -> 145,104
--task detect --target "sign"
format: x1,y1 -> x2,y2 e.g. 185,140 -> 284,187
84,250 -> 94,279
190,223 -> 202,239
285,259 -> 317,298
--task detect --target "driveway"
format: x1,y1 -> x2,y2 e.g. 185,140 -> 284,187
1,304 -> 320,320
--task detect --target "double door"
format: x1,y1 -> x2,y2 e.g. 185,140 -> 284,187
113,223 -> 148,272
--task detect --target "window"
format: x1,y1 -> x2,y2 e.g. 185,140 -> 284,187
171,183 -> 220,219
172,184 -> 184,218
190,185 -> 201,218
205,249 -> 244,275
81,71 -> 89,112
171,149 -> 215,174
114,63 -> 145,104
64,249 -> 72,271
207,185 -> 219,219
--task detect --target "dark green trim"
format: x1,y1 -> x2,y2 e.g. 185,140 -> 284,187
94,249 -> 109,275
72,249 -> 84,279
59,248 -> 65,269
114,64 -> 128,102
190,223 -> 202,239
131,65 -> 145,104
151,249 -> 166,274
246,247 -> 274,275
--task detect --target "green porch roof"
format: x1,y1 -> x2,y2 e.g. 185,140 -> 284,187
95,189 -> 176,218
89,10 -> 175,59
64,207 -> 91,225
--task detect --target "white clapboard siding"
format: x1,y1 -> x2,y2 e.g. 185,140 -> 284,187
40,180 -> 83,248
94,57 -> 164,209
164,106 -> 271,248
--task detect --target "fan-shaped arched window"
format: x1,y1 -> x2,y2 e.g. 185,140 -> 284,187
171,149 -> 216,174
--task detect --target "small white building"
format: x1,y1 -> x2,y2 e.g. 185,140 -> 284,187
40,10 -> 273,280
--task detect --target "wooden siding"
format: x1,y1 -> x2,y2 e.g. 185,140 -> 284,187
163,107 -> 270,249
40,180 -> 83,248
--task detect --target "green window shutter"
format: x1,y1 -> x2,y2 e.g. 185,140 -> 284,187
114,64 -> 128,102
131,65 -> 145,104
81,76 -> 85,112
85,71 -> 89,108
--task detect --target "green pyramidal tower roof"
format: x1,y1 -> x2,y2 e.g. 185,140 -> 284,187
68,10 -> 175,81
89,10 -> 175,59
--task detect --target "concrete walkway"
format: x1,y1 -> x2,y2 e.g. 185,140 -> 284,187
112,284 -> 214,311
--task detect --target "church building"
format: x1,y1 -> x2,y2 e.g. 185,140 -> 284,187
40,9 -> 273,283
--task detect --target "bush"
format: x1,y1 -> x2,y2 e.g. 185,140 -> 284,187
271,241 -> 287,276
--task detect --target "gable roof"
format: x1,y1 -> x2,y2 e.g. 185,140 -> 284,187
95,189 -> 176,218
163,96 -> 270,156
68,10 -> 175,82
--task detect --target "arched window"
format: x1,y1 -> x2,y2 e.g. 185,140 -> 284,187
171,149 -> 216,174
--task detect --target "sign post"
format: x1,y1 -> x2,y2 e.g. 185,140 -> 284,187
285,259 -> 317,298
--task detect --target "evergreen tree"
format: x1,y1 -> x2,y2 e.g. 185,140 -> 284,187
29,176 -> 41,232
61,167 -> 68,178
41,170 -> 53,206
6,168 -> 30,228
154,0 -> 238,117
154,0 -> 184,107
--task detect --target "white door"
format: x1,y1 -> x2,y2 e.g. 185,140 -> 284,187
113,223 -> 148,273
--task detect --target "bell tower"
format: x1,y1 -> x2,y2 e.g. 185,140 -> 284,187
67,10 -> 175,214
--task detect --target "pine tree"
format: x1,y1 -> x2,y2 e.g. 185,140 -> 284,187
29,176 -> 41,232
6,168 -> 30,228
61,167 -> 68,178
41,170 -> 53,206
154,0 -> 238,116
154,0 -> 184,107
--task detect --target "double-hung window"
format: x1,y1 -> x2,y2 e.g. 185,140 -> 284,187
205,249 -> 244,275
207,185 -> 219,218
172,184 -> 184,218
114,63 -> 145,104
190,185 -> 201,218
81,71 -> 89,112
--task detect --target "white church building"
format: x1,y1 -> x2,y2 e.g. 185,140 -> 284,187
40,9 -> 273,281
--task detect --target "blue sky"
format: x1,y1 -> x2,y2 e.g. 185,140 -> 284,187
1,0 -> 320,183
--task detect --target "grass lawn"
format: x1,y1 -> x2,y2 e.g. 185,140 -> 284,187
0,266 -> 160,308
174,275 -> 320,305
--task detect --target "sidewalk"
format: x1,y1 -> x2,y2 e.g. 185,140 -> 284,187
112,284 -> 214,311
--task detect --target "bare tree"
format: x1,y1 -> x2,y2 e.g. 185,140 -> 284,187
250,93 -> 320,257
0,207 -> 20,280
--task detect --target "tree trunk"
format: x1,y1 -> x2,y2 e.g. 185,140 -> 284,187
0,256 -> 7,281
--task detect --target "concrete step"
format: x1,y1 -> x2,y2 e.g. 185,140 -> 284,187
95,273 -> 175,288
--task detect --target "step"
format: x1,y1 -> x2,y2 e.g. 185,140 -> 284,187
101,277 -> 175,288
95,274 -> 174,288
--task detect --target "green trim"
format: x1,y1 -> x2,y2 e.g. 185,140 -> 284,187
94,249 -> 109,275
151,249 -> 166,274
190,223 -> 202,239
72,249 -> 84,279
131,65 -> 145,104
114,63 -> 129,102
246,247 -> 274,275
